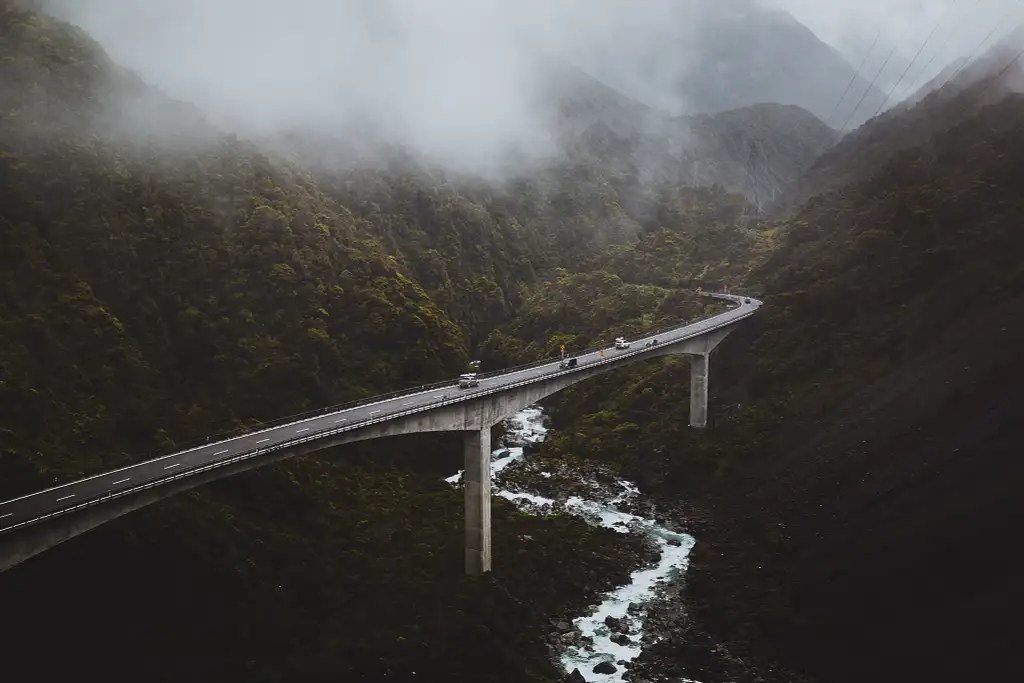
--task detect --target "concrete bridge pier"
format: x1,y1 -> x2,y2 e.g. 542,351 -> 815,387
689,353 -> 710,428
463,429 -> 492,575
0,297 -> 757,577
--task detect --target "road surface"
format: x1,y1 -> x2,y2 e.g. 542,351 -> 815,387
0,293 -> 760,534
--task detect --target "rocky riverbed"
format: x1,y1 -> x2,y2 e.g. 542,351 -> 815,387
447,406 -> 804,683
445,407 -> 701,682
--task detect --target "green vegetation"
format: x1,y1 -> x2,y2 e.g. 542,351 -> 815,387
0,4 -> 654,680
522,73 -> 1024,680
9,0 -> 1021,680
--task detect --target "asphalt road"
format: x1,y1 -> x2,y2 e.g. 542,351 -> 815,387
0,293 -> 760,534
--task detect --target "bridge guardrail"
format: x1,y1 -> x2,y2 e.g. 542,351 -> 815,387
0,294 -> 754,535
163,293 -> 738,457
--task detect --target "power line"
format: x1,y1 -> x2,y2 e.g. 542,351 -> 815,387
935,3 -> 1020,91
904,0 -> 986,94
971,41 -> 1024,102
904,31 -> 955,95
938,25 -> 1002,89
826,30 -> 880,128
839,47 -> 896,132
871,0 -> 959,117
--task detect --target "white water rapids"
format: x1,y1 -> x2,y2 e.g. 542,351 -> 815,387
445,406 -> 702,683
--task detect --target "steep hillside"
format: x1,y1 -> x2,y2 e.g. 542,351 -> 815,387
273,77 -> 834,342
674,2 -> 886,127
540,63 -> 838,209
0,4 -> 657,681
529,76 -> 1024,680
569,0 -> 885,129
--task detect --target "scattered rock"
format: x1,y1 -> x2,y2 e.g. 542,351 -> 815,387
611,633 -> 632,646
667,538 -> 682,547
562,668 -> 586,683
593,661 -> 617,674
604,615 -> 625,632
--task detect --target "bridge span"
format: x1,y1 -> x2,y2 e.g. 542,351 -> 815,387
0,293 -> 760,574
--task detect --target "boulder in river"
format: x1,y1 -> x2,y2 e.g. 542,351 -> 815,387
604,615 -> 626,632
593,661 -> 617,674
562,668 -> 586,683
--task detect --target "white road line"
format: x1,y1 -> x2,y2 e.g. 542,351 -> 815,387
164,463 -> 182,470
295,428 -> 310,433
56,494 -> 74,502
335,418 -> 347,423
1,513 -> 11,519
256,438 -> 270,444
370,410 -> 381,415
403,401 -> 414,406
111,478 -> 131,485
214,449 -> 229,455
432,394 -> 443,398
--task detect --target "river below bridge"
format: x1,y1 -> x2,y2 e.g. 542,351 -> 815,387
446,406 -> 702,683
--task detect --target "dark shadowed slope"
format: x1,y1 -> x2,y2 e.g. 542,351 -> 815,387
691,90 -> 1024,682
0,5 -> 661,681
506,60 -> 1024,680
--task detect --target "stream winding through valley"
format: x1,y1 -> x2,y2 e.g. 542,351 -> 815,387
445,406 -> 702,683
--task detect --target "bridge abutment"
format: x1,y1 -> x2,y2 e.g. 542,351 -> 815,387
463,429 -> 492,575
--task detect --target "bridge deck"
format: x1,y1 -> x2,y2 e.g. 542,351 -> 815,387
0,293 -> 760,535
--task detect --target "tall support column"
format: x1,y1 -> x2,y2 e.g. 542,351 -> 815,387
463,428 -> 492,575
689,353 -> 710,428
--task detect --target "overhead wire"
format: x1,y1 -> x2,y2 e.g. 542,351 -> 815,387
825,30 -> 881,128
970,41 -> 1024,101
903,0 -> 987,94
871,0 -> 959,117
838,47 -> 896,132
904,30 -> 956,95
935,1 -> 1021,91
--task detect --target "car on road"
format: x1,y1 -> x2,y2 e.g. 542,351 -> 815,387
644,338 -> 660,348
614,337 -> 631,350
458,373 -> 479,389
559,357 -> 578,369
744,298 -> 751,304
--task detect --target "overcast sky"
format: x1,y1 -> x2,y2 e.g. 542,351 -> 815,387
40,0 -> 1024,172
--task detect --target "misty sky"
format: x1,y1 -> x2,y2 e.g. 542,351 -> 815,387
40,0 -> 1024,172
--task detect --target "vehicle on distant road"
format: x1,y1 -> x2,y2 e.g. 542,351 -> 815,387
744,298 -> 751,304
645,338 -> 660,348
559,357 -> 578,369
614,337 -> 631,350
458,373 -> 479,389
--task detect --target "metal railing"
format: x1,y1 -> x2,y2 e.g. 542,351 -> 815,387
162,293 -> 741,455
0,293 -> 755,534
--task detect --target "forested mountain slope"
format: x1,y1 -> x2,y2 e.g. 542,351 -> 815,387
0,4 -> 657,681
8,0 -> 1011,681
527,70 -> 1024,681
274,76 -> 833,340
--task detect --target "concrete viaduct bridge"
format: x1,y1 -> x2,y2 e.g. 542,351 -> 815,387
0,293 -> 760,575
